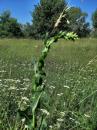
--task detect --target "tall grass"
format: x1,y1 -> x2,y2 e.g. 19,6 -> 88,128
1,38 -> 97,129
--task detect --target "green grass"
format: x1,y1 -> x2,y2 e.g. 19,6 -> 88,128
1,38 -> 97,129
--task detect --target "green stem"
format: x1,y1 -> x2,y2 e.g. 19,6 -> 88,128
32,111 -> 35,130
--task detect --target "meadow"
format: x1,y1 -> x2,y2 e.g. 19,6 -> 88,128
0,38 -> 97,130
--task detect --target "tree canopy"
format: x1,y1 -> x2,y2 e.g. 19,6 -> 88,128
68,7 -> 90,37
92,9 -> 97,29
91,9 -> 97,37
32,0 -> 68,39
0,10 -> 23,38
31,1 -> 91,39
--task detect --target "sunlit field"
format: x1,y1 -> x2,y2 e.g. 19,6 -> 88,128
1,38 -> 97,130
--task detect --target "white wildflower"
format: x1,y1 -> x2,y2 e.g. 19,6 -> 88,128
60,112 -> 65,117
0,70 -> 6,73
8,86 -> 16,90
63,85 -> 70,89
49,125 -> 53,129
75,121 -> 80,125
57,93 -> 63,96
69,117 -> 75,121
21,87 -> 28,90
40,109 -> 50,116
84,114 -> 90,118
24,125 -> 29,129
23,78 -> 30,82
15,79 -> 21,83
21,118 -> 26,123
49,86 -> 55,89
4,79 -> 14,82
57,118 -> 64,122
21,97 -> 29,101
67,19 -> 70,24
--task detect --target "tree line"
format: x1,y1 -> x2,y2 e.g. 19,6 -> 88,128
0,0 -> 97,39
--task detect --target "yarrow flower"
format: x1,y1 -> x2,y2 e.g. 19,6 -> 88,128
49,125 -> 53,129
49,86 -> 55,89
21,118 -> 26,123
60,112 -> 65,117
21,97 -> 29,101
57,93 -> 63,96
24,125 -> 29,129
63,85 -> 70,89
57,118 -> 64,122
8,86 -> 16,90
40,109 -> 50,116
84,114 -> 90,118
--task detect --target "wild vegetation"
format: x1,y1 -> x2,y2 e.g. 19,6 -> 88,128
1,38 -> 97,130
0,11 -> 23,38
0,0 -> 97,130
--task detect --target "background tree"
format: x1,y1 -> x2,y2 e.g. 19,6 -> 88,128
92,9 -> 97,29
23,23 -> 33,38
91,9 -> 97,37
68,7 -> 90,37
32,0 -> 68,39
0,10 -> 23,38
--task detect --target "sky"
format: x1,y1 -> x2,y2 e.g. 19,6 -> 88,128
0,0 -> 97,24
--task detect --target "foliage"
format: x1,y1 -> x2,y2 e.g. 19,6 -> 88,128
31,2 -> 91,39
91,29 -> 97,38
31,0 -> 69,39
92,9 -> 97,29
91,9 -> 97,38
0,10 -> 23,38
1,38 -> 97,130
23,23 -> 33,38
68,7 -> 90,37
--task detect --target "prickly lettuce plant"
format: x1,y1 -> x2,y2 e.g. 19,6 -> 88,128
31,31 -> 78,129
18,7 -> 78,130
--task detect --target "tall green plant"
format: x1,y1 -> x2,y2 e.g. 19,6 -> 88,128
18,7 -> 78,130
